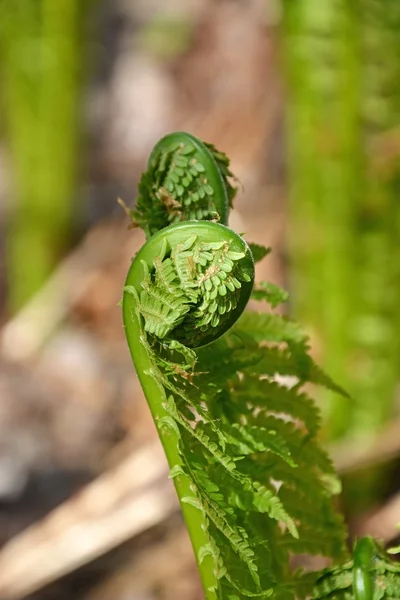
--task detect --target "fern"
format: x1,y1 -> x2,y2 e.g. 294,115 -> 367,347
122,132 -> 400,599
312,538 -> 400,600
131,132 -> 235,237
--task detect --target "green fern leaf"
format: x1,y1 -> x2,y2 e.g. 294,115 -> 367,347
235,311 -> 307,345
248,244 -> 271,264
251,281 -> 289,307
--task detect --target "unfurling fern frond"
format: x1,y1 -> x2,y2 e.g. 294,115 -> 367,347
131,132 -> 237,238
122,132 -> 350,599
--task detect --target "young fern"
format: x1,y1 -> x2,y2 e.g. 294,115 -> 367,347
122,132 -> 398,599
311,537 -> 400,600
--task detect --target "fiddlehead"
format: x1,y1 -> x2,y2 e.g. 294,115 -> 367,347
124,221 -> 254,349
123,132 -> 348,599
132,131 -> 238,238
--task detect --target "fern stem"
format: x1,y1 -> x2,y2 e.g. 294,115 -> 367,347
123,279 -> 218,598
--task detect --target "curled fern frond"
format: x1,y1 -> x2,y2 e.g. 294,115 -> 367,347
122,132 -> 349,600
131,132 -> 236,238
124,220 -> 254,349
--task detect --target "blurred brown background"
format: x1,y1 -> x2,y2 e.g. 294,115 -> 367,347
0,0 -> 399,598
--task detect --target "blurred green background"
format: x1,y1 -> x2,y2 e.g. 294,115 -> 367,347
0,0 -> 399,598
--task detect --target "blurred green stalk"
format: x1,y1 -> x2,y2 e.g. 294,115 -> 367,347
351,0 -> 400,435
1,0 -> 81,312
282,0 -> 400,442
282,0 -> 362,438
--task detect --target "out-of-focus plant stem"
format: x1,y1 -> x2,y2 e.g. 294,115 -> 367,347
351,0 -> 400,435
1,0 -> 81,312
282,0 -> 362,439
282,0 -> 400,447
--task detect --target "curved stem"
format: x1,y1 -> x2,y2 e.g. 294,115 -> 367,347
123,285 -> 217,597
123,220 -> 254,598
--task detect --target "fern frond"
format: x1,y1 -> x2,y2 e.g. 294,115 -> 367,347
234,375 -> 321,434
248,244 -> 271,264
123,132 -> 351,599
236,311 -> 306,345
204,141 -> 238,207
132,133 -> 234,237
225,422 -> 296,466
248,343 -> 349,398
251,281 -> 289,307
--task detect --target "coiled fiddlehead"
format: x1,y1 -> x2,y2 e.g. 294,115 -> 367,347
124,221 -> 254,349
122,132 -> 349,599
132,131 -> 237,238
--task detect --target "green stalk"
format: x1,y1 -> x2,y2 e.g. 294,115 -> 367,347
350,0 -> 400,434
123,285 -> 217,599
1,0 -> 81,312
281,0 -> 363,438
282,0 -> 400,514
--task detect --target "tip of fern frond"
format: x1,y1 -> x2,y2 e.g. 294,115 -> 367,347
117,196 -> 130,214
117,197 -> 140,230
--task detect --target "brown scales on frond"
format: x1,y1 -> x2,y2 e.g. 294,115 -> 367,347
117,197 -> 140,230
156,187 -> 183,219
